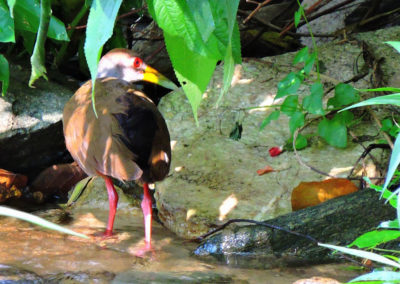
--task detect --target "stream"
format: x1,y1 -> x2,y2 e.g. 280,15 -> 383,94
0,208 -> 361,283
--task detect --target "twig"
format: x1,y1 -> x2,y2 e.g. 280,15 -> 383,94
243,0 -> 274,24
144,43 -> 166,62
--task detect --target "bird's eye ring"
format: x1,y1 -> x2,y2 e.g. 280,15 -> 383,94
133,57 -> 142,69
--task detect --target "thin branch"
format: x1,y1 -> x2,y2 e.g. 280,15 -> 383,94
243,0 -> 274,24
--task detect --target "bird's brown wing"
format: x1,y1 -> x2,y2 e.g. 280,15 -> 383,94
63,78 -> 170,183
113,89 -> 171,183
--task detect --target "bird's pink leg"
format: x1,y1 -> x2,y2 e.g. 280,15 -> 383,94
141,183 -> 152,245
103,176 -> 119,236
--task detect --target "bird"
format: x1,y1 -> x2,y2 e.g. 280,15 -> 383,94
62,48 -> 176,246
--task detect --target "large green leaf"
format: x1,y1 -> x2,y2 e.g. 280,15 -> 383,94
29,0 -> 51,86
318,117 -> 347,148
0,206 -> 88,239
281,95 -> 298,116
0,54 -> 9,95
14,0 -> 68,41
0,0 -> 15,42
164,33 -> 217,123
384,132 -> 400,194
84,0 -> 122,116
289,111 -> 304,134
260,110 -> 280,130
187,0 -> 214,42
350,230 -> 400,249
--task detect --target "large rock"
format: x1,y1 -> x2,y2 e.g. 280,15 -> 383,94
0,65 -> 73,178
155,27 -> 399,239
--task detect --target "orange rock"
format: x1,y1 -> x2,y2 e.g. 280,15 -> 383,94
0,169 -> 27,203
291,178 -> 358,211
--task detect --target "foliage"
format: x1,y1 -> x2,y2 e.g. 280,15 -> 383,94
147,0 -> 241,122
260,3 -> 360,150
320,41 -> 400,283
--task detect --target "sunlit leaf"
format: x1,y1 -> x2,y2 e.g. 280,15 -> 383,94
0,206 -> 88,239
6,0 -> 15,17
379,220 -> 400,229
357,87 -> 400,93
303,52 -> 316,75
293,47 -> 309,65
384,133 -> 400,193
0,54 -> 9,96
276,72 -> 303,99
349,230 -> 400,249
260,110 -> 280,130
386,41 -> 400,53
319,243 -> 400,269
187,0 -> 214,42
164,33 -> 217,124
84,0 -> 122,116
0,0 -> 15,42
303,82 -> 324,114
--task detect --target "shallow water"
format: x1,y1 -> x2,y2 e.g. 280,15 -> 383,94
0,209 -> 361,283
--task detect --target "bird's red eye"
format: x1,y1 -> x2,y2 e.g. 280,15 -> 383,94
133,57 -> 142,68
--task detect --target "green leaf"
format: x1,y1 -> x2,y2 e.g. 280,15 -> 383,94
0,206 -> 88,239
164,33 -> 217,124
0,54 -> 9,96
289,111 -> 304,134
386,41 -> 400,53
276,72 -> 303,99
379,220 -> 400,229
6,0 -> 16,17
294,8 -> 301,28
84,0 -> 122,116
358,87 -> 400,93
383,132 -> 400,193
148,0 -> 218,59
293,47 -> 309,65
304,52 -> 316,75
29,0 -> 51,86
281,95 -> 298,116
187,0 -> 215,42
285,133 -> 308,150
319,243 -> 400,269
350,271 -> 400,283
318,118 -> 347,148
260,110 -> 280,130
65,177 -> 91,206
334,110 -> 354,126
350,230 -> 400,249
216,42 -> 235,106
341,94 -> 400,112
328,83 -> 359,108
14,0 -> 68,41
303,82 -> 324,115
0,0 -> 15,42
381,118 -> 394,132
19,30 -> 36,53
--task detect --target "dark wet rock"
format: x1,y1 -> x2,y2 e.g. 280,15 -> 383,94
113,271 -> 237,284
0,65 -> 73,180
45,271 -> 115,283
194,189 -> 395,268
0,264 -> 44,283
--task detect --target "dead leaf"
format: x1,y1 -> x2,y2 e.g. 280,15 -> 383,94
257,165 -> 275,176
291,178 -> 358,211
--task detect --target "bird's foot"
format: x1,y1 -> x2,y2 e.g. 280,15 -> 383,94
132,241 -> 155,259
92,229 -> 118,240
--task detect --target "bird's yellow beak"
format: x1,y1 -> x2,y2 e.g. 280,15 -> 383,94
142,65 -> 178,90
